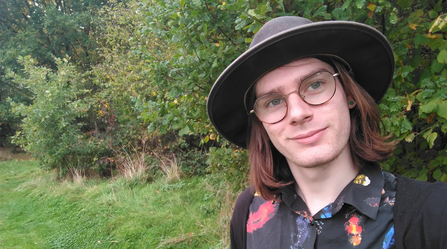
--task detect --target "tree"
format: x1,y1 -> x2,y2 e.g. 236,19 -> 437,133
0,0 -> 107,147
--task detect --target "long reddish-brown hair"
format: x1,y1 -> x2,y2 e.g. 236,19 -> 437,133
247,59 -> 397,201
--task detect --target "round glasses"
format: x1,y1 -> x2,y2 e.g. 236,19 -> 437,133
250,70 -> 339,124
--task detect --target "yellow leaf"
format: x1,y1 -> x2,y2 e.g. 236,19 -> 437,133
429,15 -> 447,33
406,97 -> 412,111
367,3 -> 376,11
426,34 -> 438,39
409,23 -> 418,30
215,43 -> 220,47
404,43 -> 412,49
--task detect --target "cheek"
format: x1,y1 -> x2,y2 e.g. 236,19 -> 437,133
262,123 -> 282,143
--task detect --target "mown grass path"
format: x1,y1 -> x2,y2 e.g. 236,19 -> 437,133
0,160 -> 225,248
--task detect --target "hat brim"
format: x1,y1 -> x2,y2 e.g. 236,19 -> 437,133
207,20 -> 394,148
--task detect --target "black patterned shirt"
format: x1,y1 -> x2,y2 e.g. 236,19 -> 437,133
246,163 -> 396,249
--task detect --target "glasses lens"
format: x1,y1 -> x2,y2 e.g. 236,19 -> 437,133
253,94 -> 287,124
299,71 -> 336,105
252,71 -> 337,124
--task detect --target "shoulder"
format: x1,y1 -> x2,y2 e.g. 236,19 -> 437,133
232,187 -> 255,223
230,187 -> 255,249
394,175 -> 447,249
395,175 -> 447,208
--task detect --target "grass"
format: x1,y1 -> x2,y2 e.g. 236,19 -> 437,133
0,158 -> 234,248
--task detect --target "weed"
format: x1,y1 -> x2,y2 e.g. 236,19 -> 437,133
153,152 -> 183,183
114,147 -> 149,183
67,167 -> 86,185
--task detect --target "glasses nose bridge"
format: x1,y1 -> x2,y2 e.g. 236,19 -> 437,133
284,89 -> 301,100
283,89 -> 304,105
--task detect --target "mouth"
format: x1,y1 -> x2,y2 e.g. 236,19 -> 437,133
290,128 -> 327,144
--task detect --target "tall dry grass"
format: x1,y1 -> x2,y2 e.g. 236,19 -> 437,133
153,152 -> 182,183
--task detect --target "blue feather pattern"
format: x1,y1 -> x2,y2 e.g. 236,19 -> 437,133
383,225 -> 395,249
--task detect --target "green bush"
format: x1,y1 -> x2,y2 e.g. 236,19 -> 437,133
8,56 -> 109,175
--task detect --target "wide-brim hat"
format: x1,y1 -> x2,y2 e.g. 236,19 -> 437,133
207,16 -> 394,148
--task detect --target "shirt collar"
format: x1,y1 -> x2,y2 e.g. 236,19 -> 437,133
341,162 -> 384,220
277,162 -> 384,221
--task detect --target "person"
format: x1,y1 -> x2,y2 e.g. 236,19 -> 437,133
207,16 -> 447,249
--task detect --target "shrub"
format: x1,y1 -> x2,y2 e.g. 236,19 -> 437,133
8,56 -> 110,175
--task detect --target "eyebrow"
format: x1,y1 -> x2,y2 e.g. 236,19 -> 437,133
256,67 -> 332,97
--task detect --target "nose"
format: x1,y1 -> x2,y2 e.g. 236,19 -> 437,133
285,92 -> 313,124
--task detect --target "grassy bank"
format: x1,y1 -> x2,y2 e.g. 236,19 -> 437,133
0,159 -> 233,248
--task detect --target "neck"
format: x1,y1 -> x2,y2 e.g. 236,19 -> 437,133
288,147 -> 359,216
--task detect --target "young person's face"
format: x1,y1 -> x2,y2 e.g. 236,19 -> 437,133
255,58 -> 354,169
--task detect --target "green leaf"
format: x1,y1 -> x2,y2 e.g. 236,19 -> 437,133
419,100 -> 439,114
427,132 -> 438,149
431,61 -> 445,73
389,13 -> 398,24
441,173 -> 447,183
416,168 -> 428,181
414,33 -> 429,46
441,122 -> 447,133
397,0 -> 413,8
354,0 -> 365,9
437,101 -> 447,118
404,132 -> 415,142
429,10 -> 438,18
400,118 -> 413,133
437,50 -> 447,63
179,125 -> 191,136
433,168 -> 443,181
248,9 -> 265,20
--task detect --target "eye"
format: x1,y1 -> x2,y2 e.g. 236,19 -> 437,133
301,78 -> 327,95
267,98 -> 283,107
308,81 -> 322,90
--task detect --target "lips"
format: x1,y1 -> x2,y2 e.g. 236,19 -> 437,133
290,128 -> 326,144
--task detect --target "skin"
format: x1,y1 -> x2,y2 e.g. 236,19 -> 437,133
255,58 -> 359,215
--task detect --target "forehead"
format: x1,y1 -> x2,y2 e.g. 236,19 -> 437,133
255,58 -> 334,95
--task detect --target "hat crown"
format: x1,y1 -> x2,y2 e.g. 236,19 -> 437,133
250,16 -> 313,48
